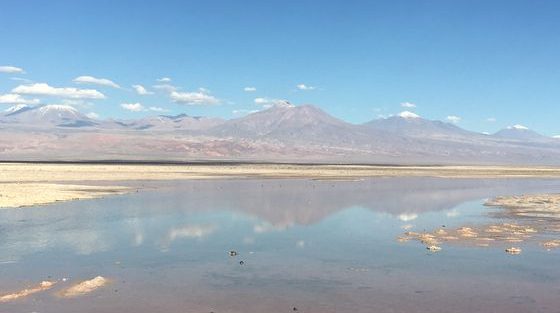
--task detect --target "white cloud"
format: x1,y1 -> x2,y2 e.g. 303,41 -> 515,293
157,77 -> 172,82
73,76 -> 120,88
486,117 -> 496,122
149,106 -> 167,112
153,84 -> 178,92
401,102 -> 416,108
397,111 -> 420,119
398,213 -> 418,222
0,93 -> 40,105
86,112 -> 100,119
121,102 -> 145,112
447,115 -> 461,123
244,87 -> 256,92
553,135 -> 560,139
12,83 -> 105,99
0,66 -> 25,74
170,90 -> 220,105
254,97 -> 292,108
296,83 -> 315,90
167,224 -> 216,240
132,84 -> 154,95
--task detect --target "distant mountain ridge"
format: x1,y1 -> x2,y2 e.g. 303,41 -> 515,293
1,103 -> 559,165
2,104 -> 97,128
363,111 -> 478,139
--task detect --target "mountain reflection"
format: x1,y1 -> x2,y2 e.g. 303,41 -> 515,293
1,177 -> 560,261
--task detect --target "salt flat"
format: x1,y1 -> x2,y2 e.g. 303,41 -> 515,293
3,162 -> 560,208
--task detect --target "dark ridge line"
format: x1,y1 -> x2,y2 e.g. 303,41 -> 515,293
0,160 -> 446,167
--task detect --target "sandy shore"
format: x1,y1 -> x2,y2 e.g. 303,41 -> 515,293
0,183 -> 130,208
3,162 -> 560,209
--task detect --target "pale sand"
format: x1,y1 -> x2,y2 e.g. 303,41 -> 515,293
401,193 -> 560,252
0,281 -> 57,303
0,183 -> 130,208
58,276 -> 109,298
485,193 -> 560,219
3,162 -> 560,208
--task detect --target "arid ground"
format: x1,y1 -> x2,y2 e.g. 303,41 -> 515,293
3,162 -> 560,208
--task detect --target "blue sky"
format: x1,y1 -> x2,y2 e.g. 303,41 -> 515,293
1,0 -> 560,135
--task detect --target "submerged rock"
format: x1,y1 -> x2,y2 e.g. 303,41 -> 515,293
59,276 -> 109,298
542,240 -> 560,249
0,280 -> 57,303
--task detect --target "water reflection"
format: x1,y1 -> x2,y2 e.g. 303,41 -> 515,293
1,177 -> 560,313
2,177 -> 560,260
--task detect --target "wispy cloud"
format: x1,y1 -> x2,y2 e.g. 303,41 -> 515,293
132,84 -> 154,95
10,77 -> 33,83
73,76 -> 120,88
0,66 -> 25,74
486,117 -> 496,122
12,83 -> 105,99
446,115 -> 461,123
401,102 -> 416,108
157,77 -> 172,83
86,112 -> 100,119
296,83 -> 315,91
149,106 -> 168,112
0,93 -> 40,105
120,102 -> 145,112
244,87 -> 257,92
170,89 -> 220,105
153,84 -> 178,92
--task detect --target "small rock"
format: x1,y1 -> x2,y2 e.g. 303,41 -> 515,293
426,245 -> 442,252
505,247 -> 522,254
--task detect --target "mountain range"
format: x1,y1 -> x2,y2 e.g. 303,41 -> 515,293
1,103 -> 559,164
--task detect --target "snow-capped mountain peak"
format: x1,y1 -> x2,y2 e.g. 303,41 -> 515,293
4,104 -> 30,114
397,111 -> 420,119
38,104 -> 79,117
508,124 -> 529,130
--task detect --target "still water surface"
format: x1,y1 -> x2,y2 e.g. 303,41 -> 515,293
2,177 -> 560,313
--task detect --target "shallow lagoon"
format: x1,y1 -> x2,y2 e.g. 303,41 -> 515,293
2,177 -> 560,313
